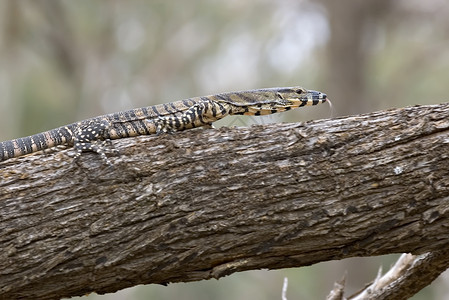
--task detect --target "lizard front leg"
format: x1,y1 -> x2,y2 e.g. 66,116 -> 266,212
155,100 -> 229,134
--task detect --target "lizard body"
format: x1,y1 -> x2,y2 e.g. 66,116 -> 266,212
0,87 -> 327,164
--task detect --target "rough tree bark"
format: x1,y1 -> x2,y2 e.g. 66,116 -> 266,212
1,103 -> 449,300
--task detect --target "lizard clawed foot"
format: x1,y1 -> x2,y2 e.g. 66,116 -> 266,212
72,140 -> 117,167
155,116 -> 177,135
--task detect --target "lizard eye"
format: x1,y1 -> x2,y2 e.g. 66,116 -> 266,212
296,89 -> 303,95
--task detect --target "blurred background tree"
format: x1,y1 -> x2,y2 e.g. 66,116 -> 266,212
1,0 -> 448,299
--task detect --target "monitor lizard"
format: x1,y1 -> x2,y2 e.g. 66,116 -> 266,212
0,86 -> 327,165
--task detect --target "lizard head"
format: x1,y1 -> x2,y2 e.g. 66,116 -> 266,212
274,87 -> 327,108
236,86 -> 328,116
214,86 -> 328,116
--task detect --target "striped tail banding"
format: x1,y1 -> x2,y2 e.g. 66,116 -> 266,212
0,126 -> 74,161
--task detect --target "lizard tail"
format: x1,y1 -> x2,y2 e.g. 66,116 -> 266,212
0,126 -> 74,162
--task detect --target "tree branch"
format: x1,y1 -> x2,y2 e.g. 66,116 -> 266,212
2,103 -> 449,299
